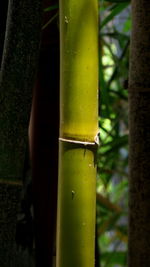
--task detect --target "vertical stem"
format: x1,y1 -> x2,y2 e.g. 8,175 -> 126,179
0,0 -> 42,180
128,0 -> 150,266
57,0 -> 98,266
0,0 -> 41,265
57,143 -> 97,267
60,0 -> 98,141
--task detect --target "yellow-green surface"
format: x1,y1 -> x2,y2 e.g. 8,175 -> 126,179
60,0 -> 98,142
57,142 -> 96,267
57,0 -> 98,266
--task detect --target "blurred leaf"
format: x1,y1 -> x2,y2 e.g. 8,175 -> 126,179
98,213 -> 121,235
100,3 -> 129,29
98,0 -> 130,264
101,251 -> 127,265
109,179 -> 128,205
44,4 -> 59,12
100,135 -> 128,155
123,16 -> 131,32
101,31 -> 129,40
99,49 -> 110,117
97,193 -> 122,213
116,225 -> 128,235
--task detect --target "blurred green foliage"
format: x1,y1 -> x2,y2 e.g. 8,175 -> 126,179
97,0 -> 130,266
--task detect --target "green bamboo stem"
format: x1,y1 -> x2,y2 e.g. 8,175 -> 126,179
59,0 -> 98,142
57,0 -> 98,266
57,143 -> 97,267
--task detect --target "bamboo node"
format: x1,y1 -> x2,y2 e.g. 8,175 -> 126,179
94,132 -> 100,145
59,137 -> 96,146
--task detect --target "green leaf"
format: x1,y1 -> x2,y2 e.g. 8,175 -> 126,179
100,135 -> 128,155
99,49 -> 111,118
101,31 -> 129,41
100,3 -> 129,29
44,4 -> 59,12
101,251 -> 127,265
123,16 -> 131,32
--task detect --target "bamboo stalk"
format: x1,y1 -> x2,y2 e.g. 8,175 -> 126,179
57,0 -> 98,266
59,0 -> 98,142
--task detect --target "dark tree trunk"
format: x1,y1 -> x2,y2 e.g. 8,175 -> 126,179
29,1 -> 59,266
0,0 -> 42,265
0,0 -> 42,179
128,0 -> 150,266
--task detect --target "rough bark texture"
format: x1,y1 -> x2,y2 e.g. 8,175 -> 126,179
0,0 -> 42,180
128,0 -> 150,266
0,0 -> 41,266
0,181 -> 34,267
29,1 -> 59,266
